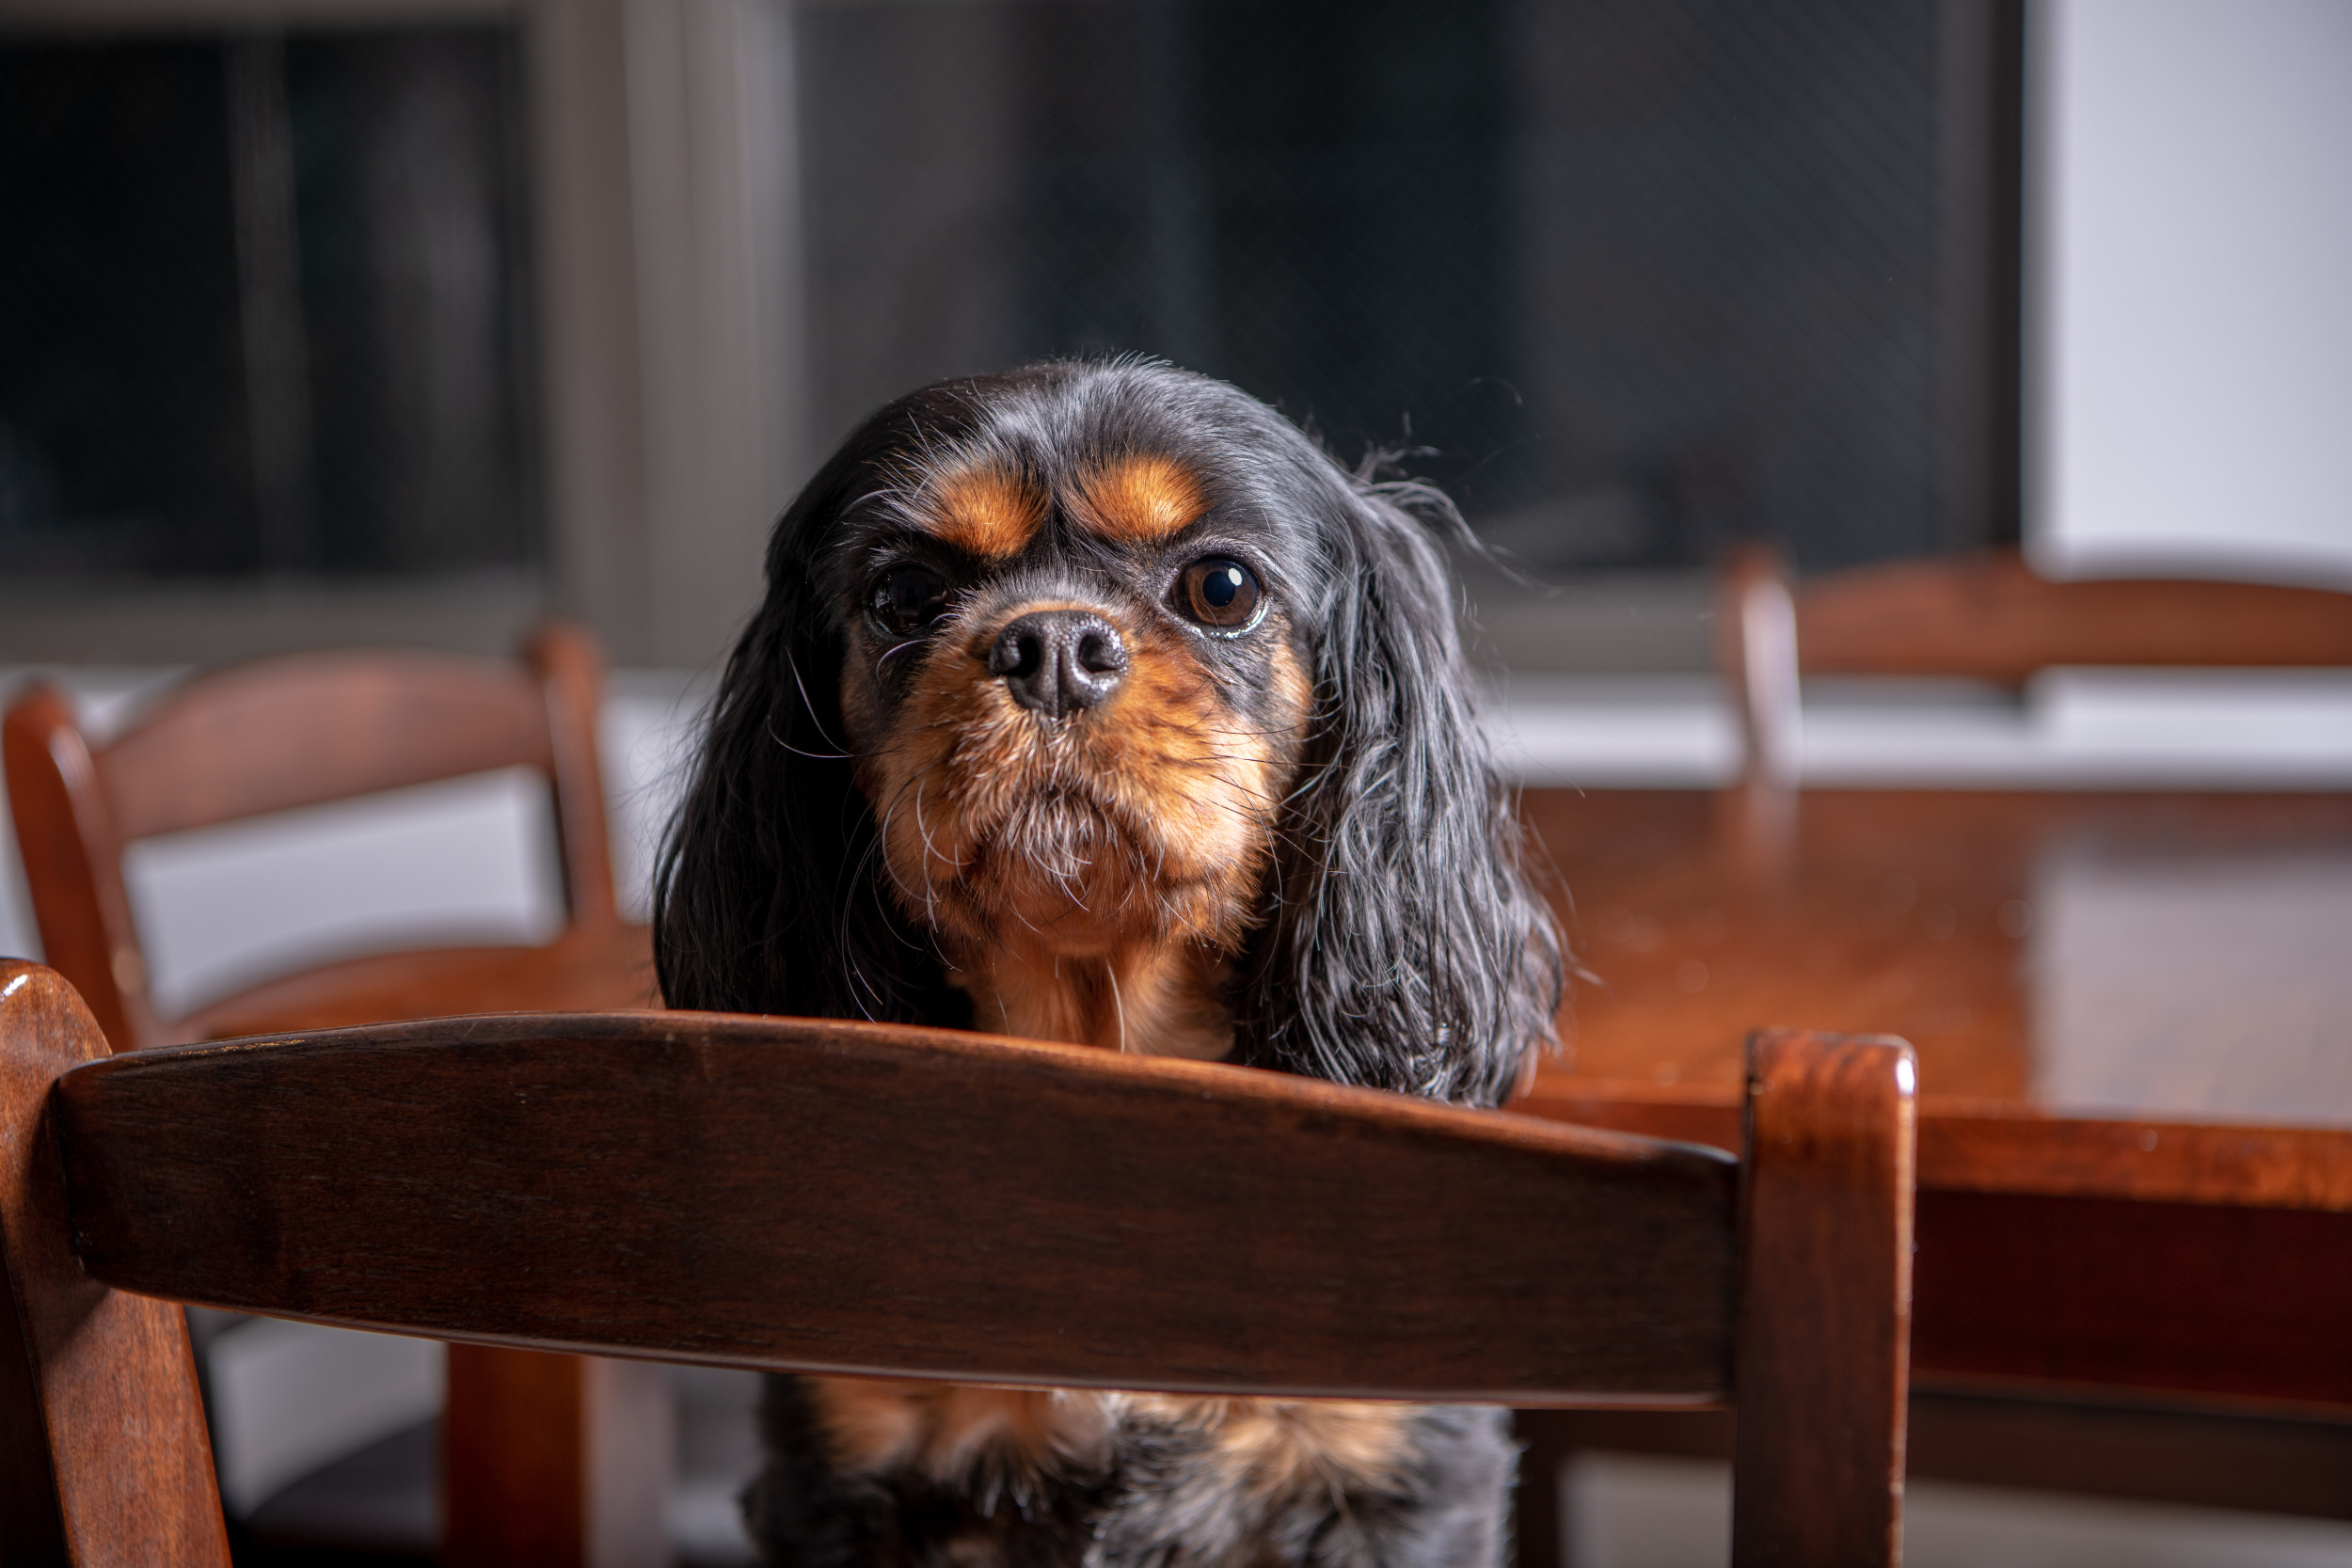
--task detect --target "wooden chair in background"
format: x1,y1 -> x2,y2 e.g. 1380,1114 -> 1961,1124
1719,543 -> 2352,790
1635,546 -> 2352,1539
2,626 -> 662,1566
2,621 -> 654,1051
0,960 -> 1918,1568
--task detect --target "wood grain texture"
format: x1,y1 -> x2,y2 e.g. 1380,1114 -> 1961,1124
0,960 -> 229,1568
1729,1029 -> 1915,1568
54,1009 -> 1741,1404
1788,546 -> 2352,683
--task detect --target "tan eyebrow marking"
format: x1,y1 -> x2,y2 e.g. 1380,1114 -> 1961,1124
1072,454 -> 1209,545
928,466 -> 1048,560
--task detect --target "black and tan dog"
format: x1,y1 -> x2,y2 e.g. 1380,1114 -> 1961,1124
656,359 -> 1563,1568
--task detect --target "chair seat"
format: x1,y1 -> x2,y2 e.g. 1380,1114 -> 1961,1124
182,922 -> 658,1044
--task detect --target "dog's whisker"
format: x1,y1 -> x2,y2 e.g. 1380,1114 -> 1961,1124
766,713 -> 854,762
783,647 -> 856,757
875,638 -> 927,673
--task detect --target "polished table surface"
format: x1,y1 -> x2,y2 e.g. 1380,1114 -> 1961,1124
1512,786 -> 2352,1411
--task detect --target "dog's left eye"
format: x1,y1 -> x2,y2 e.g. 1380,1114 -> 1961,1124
871,565 -> 949,634
1177,557 -> 1263,630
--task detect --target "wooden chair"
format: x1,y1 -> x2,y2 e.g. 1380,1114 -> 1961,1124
2,626 -> 661,1566
1719,544 -> 2352,789
0,958 -> 1917,1568
2,622 -> 655,1053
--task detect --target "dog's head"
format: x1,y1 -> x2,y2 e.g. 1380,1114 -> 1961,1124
656,360 -> 1561,1106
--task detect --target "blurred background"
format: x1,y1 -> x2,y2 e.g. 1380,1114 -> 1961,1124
2,0 -> 2349,1564
0,0 -> 2011,671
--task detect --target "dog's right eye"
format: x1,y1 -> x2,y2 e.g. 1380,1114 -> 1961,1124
1177,556 -> 1263,631
871,565 -> 949,634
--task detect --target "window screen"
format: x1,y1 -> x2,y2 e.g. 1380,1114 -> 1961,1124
0,25 -> 540,578
796,0 -> 1987,573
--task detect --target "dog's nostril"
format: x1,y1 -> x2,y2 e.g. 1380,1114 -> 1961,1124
987,626 -> 1044,680
1075,627 -> 1125,675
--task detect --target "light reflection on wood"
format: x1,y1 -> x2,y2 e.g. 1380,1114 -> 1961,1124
1524,788 -> 2352,1127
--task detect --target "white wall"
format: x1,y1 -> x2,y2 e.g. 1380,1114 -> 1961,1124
2030,0 -> 2352,586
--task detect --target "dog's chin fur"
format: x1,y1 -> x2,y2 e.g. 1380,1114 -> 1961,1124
656,358 -> 1564,1568
849,675 -> 1295,958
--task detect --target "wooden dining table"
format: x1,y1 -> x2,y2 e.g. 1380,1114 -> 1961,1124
1503,784 -> 2352,1549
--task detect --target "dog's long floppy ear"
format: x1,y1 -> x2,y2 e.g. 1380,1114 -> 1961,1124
653,432 -> 968,1027
1231,467 -> 1564,1108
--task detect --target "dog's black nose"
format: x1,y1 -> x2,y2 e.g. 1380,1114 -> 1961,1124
987,610 -> 1128,718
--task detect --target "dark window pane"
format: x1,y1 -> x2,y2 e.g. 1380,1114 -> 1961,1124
796,0 -> 1962,573
0,40 -> 249,571
0,24 -> 540,578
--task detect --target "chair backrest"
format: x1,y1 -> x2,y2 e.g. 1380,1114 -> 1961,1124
1719,545 -> 2352,786
3,625 -> 617,1052
0,958 -> 1917,1567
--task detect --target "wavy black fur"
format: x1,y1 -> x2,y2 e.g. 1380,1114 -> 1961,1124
654,357 -> 1561,1105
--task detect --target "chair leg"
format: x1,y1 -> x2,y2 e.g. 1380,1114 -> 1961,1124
1512,1410 -> 1570,1568
443,1344 -> 675,1568
1730,1030 -> 1915,1568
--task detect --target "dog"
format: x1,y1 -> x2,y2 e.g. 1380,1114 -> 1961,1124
655,359 -> 1564,1568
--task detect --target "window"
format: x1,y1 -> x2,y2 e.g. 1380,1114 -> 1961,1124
0,17 -> 541,657
794,0 -> 2019,575
0,0 -> 2021,668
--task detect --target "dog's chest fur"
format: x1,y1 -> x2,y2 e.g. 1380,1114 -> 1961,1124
747,1376 -> 1517,1568
952,947 -> 1236,1062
